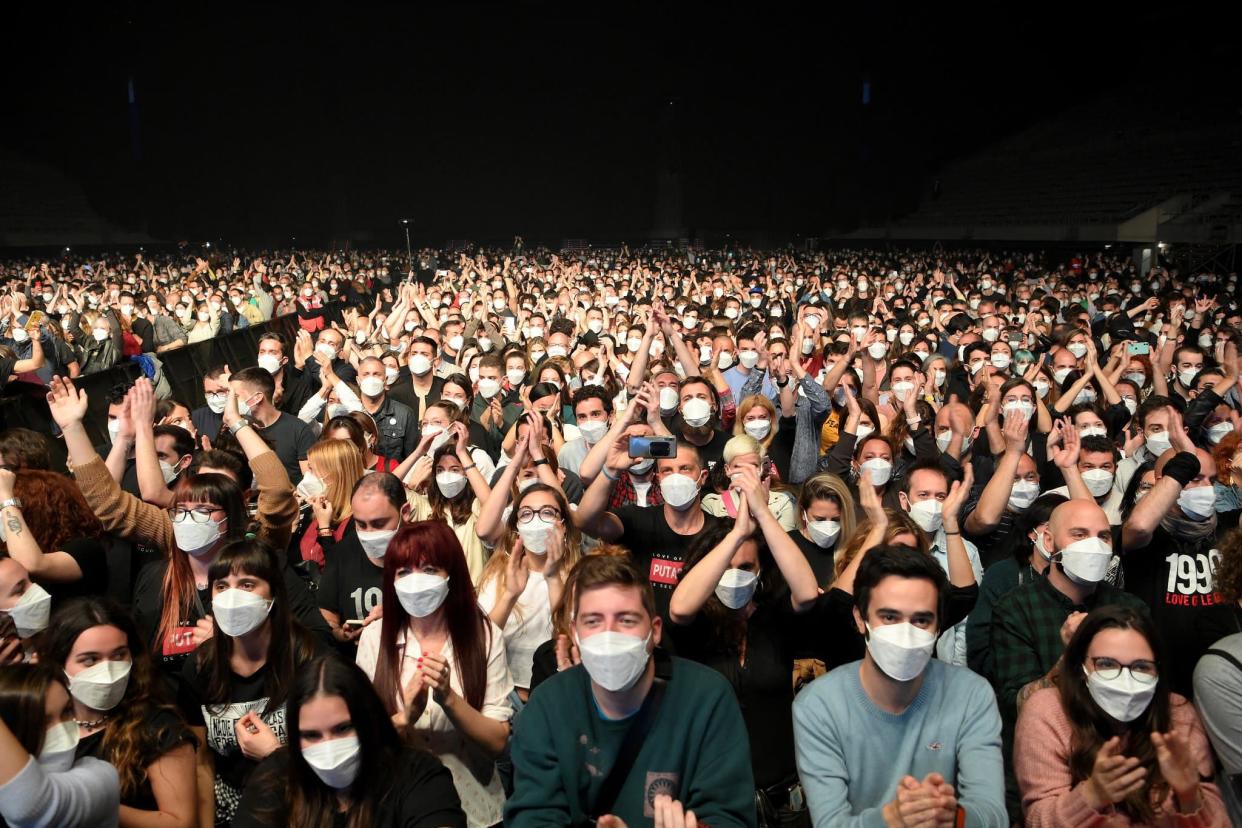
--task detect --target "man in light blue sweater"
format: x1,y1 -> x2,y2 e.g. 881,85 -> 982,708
793,545 -> 1006,827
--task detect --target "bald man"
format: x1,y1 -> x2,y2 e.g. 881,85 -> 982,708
990,498 -> 1149,822
1121,446 -> 1242,698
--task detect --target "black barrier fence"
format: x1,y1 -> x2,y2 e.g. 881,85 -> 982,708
0,304 -> 359,452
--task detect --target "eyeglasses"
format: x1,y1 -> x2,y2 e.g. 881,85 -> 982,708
516,507 -> 562,525
172,506 -> 224,524
1089,656 -> 1158,684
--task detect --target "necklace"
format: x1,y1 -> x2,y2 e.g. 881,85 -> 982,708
75,714 -> 110,729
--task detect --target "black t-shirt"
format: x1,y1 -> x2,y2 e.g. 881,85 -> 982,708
614,506 -> 725,624
255,412 -> 315,485
1122,525 -> 1242,697
788,528 -> 838,588
232,745 -> 466,828
133,559 -> 334,674
178,642 -> 325,824
47,537 -> 110,605
131,317 -> 154,353
316,528 -> 384,624
76,705 -> 196,812
191,405 -> 225,444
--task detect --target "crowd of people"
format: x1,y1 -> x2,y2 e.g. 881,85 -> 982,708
0,242 -> 1240,827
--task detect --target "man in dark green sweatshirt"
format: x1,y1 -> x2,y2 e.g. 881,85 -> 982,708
505,555 -> 757,828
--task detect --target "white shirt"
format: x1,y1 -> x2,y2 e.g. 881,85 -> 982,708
477,569 -> 552,690
929,528 -> 983,667
356,619 -> 514,827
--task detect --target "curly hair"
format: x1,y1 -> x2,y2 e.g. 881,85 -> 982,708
833,508 -> 928,580
13,470 -> 105,551
1211,431 -> 1242,487
1214,527 -> 1242,606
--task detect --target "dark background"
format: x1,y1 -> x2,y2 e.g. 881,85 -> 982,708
2,4 -> 1232,247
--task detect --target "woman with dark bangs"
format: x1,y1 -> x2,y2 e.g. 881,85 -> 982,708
321,414 -> 397,474
43,597 -> 198,828
46,377 -> 327,673
1015,605 -> 1228,826
356,521 -> 513,828
178,539 -> 324,827
0,467 -> 109,605
232,656 -> 465,828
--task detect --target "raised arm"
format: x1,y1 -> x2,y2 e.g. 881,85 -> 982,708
129,378 -> 175,508
964,413 -> 1027,535
941,463 -> 977,588
1123,447 -> 1199,550
476,432 -> 527,546
669,499 -> 753,624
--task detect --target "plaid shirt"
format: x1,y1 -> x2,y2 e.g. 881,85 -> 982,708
607,472 -> 664,509
992,574 -> 1148,718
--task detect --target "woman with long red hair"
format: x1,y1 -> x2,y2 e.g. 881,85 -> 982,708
356,520 -> 513,828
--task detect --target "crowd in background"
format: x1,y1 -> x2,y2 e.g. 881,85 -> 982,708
0,242 -> 1240,827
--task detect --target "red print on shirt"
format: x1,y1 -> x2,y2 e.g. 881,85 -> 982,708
649,558 -> 684,586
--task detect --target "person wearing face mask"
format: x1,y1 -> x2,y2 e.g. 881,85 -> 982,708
180,540 -> 328,826
992,499 -> 1150,823
576,437 -> 726,628
353,356 -> 419,461
967,493 -> 1069,682
71,308 -> 122,375
664,377 -> 732,468
701,436 -> 799,529
295,438 -> 367,568
48,378 -> 329,675
1122,447 -> 1242,698
1115,396 -> 1187,493
823,385 -> 911,517
395,423 -> 493,582
386,336 -> 446,437
191,365 -> 232,445
505,554 -> 756,828
356,522 -> 514,828
557,386 -> 614,477
1015,605 -> 1228,826
741,335 -> 833,485
786,473 -> 856,586
118,378 -> 197,508
1161,342 -> 1208,404
668,476 -> 820,821
231,366 -> 317,485
45,597 -> 198,827
793,545 -> 1007,827
577,392 -> 669,510
250,333 -> 315,417
1043,434 -> 1126,524
0,556 -> 51,664
232,656 -> 466,828
722,327 -> 777,404
1194,530 -> 1242,825
475,484 -> 581,702
897,460 -> 982,667
0,663 -> 121,828
319,467 -> 409,648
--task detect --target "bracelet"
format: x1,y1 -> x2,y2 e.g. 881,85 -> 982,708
532,458 -> 549,466
601,466 -> 619,482
944,530 -> 961,536
461,463 -> 476,472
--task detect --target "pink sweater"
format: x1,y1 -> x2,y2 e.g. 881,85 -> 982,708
1014,687 -> 1228,827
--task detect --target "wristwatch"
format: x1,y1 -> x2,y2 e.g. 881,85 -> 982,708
0,498 -> 20,510
228,420 -> 253,436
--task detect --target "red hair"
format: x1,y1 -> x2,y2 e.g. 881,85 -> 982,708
372,521 -> 491,714
13,471 -> 104,551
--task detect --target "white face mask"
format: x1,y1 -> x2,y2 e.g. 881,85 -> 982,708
356,527 -> 397,561
1145,431 -> 1172,458
107,418 -> 122,442
906,498 -> 944,533
256,353 -> 281,374
1053,367 -> 1073,385
1067,342 -> 1088,359
547,345 -> 568,359
212,588 -> 274,637
301,734 -> 362,789
297,473 -> 327,500
806,518 -> 841,548
981,328 -> 1000,343
935,430 -> 971,454
629,457 -> 655,476
159,459 -> 181,485
172,515 -> 224,556
38,720 -> 81,773
865,622 -> 936,682
854,424 -> 875,442
1121,397 -> 1138,415
1124,372 -> 1146,388
933,369 -> 946,388
990,353 -> 1011,371
477,378 -> 501,399
206,392 -> 228,414
577,630 -> 651,692
1208,422 -> 1235,445
1178,486 -> 1216,521
67,659 -> 132,711
859,458 -> 893,486
447,335 -> 465,351
899,331 -> 915,346
517,516 -> 557,554
1057,536 -> 1113,585
1008,480 -> 1040,512
715,568 -> 759,609
1033,380 -> 1050,399
579,419 -> 609,445
743,419 -> 771,440
681,398 -> 712,428
717,351 -> 734,371
1003,400 -> 1035,421
1085,667 -> 1157,723
738,350 -> 760,369
1081,468 -> 1114,498
658,387 -> 680,411
867,342 -> 888,360
394,572 -> 450,617
659,473 -> 701,510
506,369 -> 526,387
93,328 -> 110,342
435,471 -> 468,499
408,354 -> 432,376
1178,368 -> 1199,388
6,583 -> 52,637
891,381 -> 915,401
359,377 -> 385,398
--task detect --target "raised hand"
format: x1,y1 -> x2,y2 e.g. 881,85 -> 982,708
1083,736 -> 1147,811
1151,730 -> 1200,805
505,538 -> 530,598
1002,405 -> 1031,452
1047,418 -> 1080,469
941,463 -> 973,529
46,376 -> 89,430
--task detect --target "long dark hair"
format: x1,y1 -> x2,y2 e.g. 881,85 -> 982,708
262,657 -> 412,828
372,521 -> 490,714
44,597 -> 191,799
198,540 -> 318,715
0,663 -> 63,755
1060,605 -> 1172,823
427,443 -> 475,525
157,472 -> 250,655
676,520 -> 778,651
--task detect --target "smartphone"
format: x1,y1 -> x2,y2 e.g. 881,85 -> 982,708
629,435 -> 677,459
1128,342 -> 1150,355
24,311 -> 45,331
343,619 -> 366,628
